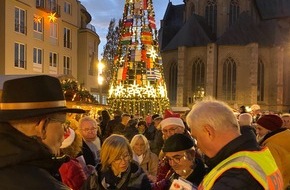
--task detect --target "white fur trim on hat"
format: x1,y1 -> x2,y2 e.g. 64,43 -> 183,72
60,128 -> 75,148
160,117 -> 185,130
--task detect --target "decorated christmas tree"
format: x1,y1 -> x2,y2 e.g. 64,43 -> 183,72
107,0 -> 170,115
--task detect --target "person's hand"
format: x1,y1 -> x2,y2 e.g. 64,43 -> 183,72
147,174 -> 157,183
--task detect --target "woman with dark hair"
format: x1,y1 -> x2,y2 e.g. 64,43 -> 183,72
82,134 -> 151,190
99,110 -> 111,141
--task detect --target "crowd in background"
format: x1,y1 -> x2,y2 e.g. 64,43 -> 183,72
0,75 -> 290,190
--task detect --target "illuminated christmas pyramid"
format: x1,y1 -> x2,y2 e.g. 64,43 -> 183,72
107,0 -> 170,115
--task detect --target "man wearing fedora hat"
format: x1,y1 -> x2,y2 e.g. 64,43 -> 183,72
0,75 -> 85,189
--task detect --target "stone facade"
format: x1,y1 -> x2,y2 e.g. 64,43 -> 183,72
159,0 -> 290,113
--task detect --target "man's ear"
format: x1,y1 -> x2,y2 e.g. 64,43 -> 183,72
202,124 -> 215,140
35,118 -> 48,140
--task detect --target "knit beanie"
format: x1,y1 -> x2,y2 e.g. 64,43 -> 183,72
163,133 -> 194,152
256,114 -> 283,131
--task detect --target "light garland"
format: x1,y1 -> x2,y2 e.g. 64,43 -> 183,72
107,0 -> 170,115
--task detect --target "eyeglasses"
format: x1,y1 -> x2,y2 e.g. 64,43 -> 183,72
113,153 -> 131,164
165,154 -> 187,164
47,118 -> 70,133
162,126 -> 180,134
81,127 -> 97,132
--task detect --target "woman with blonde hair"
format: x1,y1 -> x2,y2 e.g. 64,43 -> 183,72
82,134 -> 151,189
130,134 -> 158,182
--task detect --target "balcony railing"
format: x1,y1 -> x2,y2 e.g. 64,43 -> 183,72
36,0 -> 61,17
86,24 -> 96,33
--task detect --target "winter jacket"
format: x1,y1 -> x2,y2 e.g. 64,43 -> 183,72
133,150 -> 158,178
204,127 -> 266,189
59,158 -> 87,190
152,158 -> 206,190
81,161 -> 151,190
260,128 -> 290,189
0,122 -> 70,190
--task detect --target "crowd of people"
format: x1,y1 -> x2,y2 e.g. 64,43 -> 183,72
0,75 -> 289,190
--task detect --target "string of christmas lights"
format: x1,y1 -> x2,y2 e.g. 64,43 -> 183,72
107,0 -> 170,115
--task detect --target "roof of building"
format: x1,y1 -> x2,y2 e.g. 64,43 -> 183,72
217,12 -> 290,46
255,0 -> 290,19
159,2 -> 185,50
162,14 -> 212,51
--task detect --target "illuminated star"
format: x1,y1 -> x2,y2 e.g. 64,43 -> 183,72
147,46 -> 158,61
115,83 -> 125,97
119,56 -> 125,64
144,82 -> 156,98
48,12 -> 57,22
127,81 -> 142,97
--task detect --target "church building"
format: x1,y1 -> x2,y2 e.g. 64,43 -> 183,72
159,0 -> 290,113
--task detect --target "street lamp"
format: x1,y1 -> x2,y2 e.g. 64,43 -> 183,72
98,61 -> 105,104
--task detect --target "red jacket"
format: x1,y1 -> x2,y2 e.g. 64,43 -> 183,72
59,158 -> 87,190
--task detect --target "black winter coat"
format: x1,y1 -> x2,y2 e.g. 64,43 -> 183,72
0,123 -> 70,190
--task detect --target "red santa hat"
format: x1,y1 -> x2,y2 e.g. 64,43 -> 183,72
60,128 -> 75,148
160,109 -> 185,130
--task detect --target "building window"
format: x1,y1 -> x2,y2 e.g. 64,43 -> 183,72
64,28 -> 71,48
222,57 -> 236,101
192,58 -> 205,101
15,7 -> 26,34
257,59 -> 264,101
14,42 -> 26,68
33,15 -> 43,33
64,1 -> 71,14
229,0 -> 240,26
33,48 -> 42,64
205,0 -> 217,37
49,52 -> 57,67
36,0 -> 45,7
63,56 -> 71,75
50,22 -> 58,38
169,62 -> 178,105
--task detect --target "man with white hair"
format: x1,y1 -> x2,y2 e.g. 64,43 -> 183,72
186,99 -> 283,189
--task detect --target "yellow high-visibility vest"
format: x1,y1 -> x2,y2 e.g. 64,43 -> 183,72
198,147 -> 283,190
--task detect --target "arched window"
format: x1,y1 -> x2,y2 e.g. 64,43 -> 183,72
169,62 -> 178,105
229,0 -> 240,26
257,59 -> 264,101
205,0 -> 217,36
192,58 -> 205,102
222,57 -> 236,101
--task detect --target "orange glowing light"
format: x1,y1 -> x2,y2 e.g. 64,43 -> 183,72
48,12 -> 57,22
33,15 -> 42,23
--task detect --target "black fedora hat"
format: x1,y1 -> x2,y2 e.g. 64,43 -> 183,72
0,75 -> 85,121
